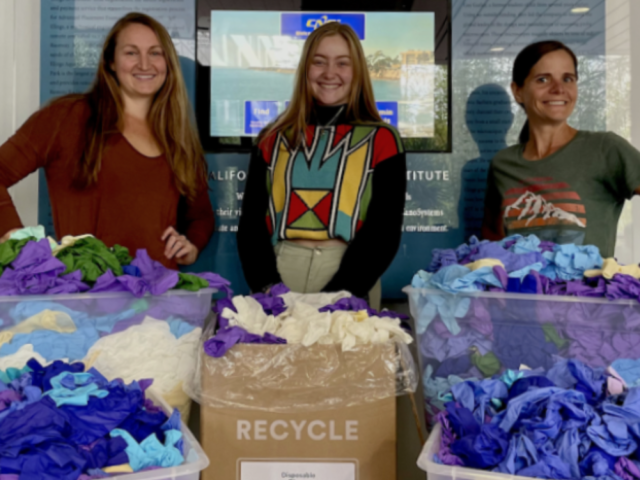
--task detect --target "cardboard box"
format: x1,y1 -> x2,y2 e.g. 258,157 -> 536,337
200,344 -> 399,480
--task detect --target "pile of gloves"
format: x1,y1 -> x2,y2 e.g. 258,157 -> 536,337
204,284 -> 413,357
412,233 -> 640,299
0,358 -> 184,480
0,226 -> 234,417
434,359 -> 640,480
0,226 -> 231,297
410,235 -> 640,427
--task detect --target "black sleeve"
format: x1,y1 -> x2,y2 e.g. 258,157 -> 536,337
237,147 -> 282,292
481,162 -> 505,241
322,152 -> 406,298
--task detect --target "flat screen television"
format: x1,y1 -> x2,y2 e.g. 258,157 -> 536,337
196,1 -> 451,153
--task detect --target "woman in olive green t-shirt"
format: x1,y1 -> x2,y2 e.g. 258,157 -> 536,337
482,40 -> 640,257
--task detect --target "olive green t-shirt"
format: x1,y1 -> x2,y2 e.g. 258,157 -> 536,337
482,131 -> 640,257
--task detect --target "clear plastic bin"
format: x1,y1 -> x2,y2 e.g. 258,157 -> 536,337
0,288 -> 215,418
403,286 -> 640,425
109,388 -> 210,480
417,424 -> 535,480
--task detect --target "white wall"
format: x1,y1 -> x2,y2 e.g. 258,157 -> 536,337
628,0 -> 640,263
606,0 -> 636,264
0,0 -> 40,228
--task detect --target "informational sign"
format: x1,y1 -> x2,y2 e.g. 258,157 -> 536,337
41,0 -> 194,102
240,461 -> 356,480
241,100 -> 398,134
209,11 -> 435,138
376,101 -> 398,129
281,13 -> 366,40
244,101 -> 281,135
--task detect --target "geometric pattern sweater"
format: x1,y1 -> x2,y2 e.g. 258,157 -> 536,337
238,105 -> 406,297
260,114 -> 404,244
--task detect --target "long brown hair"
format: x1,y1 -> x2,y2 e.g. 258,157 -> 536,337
512,40 -> 578,144
71,12 -> 206,200
258,22 -> 382,148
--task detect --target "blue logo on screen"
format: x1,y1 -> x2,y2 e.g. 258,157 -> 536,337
376,102 -> 398,128
281,13 -> 365,40
245,101 -> 279,135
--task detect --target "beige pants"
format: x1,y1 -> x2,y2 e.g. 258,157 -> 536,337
274,241 -> 381,310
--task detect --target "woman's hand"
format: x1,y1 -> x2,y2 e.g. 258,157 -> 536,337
0,228 -> 20,244
161,226 -> 199,265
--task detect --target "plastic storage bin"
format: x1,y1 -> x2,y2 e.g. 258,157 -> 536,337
404,286 -> 640,425
109,388 -> 210,480
417,424 -> 534,480
0,288 -> 215,418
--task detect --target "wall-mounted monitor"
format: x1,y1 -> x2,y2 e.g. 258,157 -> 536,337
196,1 -> 451,153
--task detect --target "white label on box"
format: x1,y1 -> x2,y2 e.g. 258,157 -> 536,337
240,461 -> 356,480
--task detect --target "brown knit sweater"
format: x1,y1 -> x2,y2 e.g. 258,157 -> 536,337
0,98 -> 214,268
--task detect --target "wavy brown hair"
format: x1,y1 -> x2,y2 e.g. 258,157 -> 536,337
70,12 -> 206,200
258,22 -> 382,148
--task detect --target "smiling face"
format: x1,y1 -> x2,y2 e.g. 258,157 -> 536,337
307,34 -> 354,106
110,23 -> 167,101
512,49 -> 578,127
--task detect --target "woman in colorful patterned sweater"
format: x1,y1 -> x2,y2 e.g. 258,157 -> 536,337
237,22 -> 406,308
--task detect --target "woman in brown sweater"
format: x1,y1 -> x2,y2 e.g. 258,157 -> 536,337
0,13 -> 214,268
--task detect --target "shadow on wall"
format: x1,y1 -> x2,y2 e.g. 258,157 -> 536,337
457,83 -> 514,240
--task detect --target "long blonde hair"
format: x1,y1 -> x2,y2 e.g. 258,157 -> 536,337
259,22 -> 382,148
71,12 -> 206,200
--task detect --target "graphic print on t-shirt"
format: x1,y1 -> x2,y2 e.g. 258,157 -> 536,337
501,176 -> 587,245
